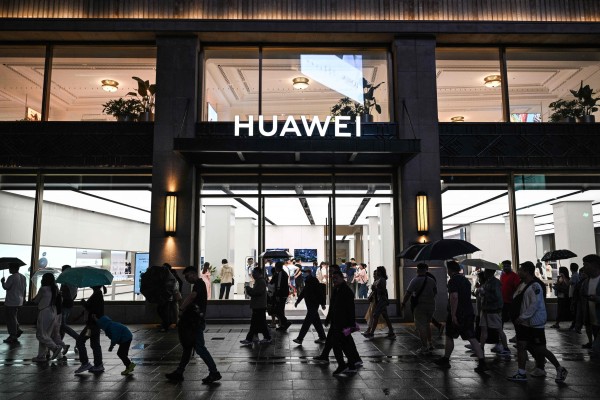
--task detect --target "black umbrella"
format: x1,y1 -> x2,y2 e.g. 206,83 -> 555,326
259,250 -> 293,259
398,244 -> 427,260
541,249 -> 577,262
413,239 -> 480,262
0,257 -> 26,270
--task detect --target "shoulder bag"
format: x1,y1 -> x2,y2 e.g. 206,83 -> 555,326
410,276 -> 428,313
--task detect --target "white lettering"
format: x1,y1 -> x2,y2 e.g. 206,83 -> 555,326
279,116 -> 301,136
235,115 -> 253,136
356,115 -> 361,137
258,115 -> 278,136
302,116 -> 331,137
334,116 -> 351,137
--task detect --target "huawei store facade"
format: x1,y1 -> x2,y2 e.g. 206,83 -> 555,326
1,1 -> 600,321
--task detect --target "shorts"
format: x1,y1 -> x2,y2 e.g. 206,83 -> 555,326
515,324 -> 546,346
413,303 -> 435,331
479,312 -> 502,329
446,314 -> 475,340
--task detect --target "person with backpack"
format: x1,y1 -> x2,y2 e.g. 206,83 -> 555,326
157,264 -> 178,332
507,261 -> 567,383
478,268 -> 510,358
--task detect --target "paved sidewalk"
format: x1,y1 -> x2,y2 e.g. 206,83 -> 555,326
0,322 -> 597,399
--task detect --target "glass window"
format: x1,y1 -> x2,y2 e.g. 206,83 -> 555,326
506,48 -> 600,123
436,48 -> 503,122
0,46 -> 46,121
49,46 -> 156,121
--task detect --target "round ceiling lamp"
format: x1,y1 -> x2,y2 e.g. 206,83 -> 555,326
483,75 -> 501,88
450,116 -> 465,122
101,79 -> 119,92
292,77 -> 309,90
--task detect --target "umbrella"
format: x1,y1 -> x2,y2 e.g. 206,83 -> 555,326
259,250 -> 293,259
541,249 -> 577,262
56,266 -> 113,288
0,257 -> 26,270
398,244 -> 427,260
31,268 -> 61,286
413,239 -> 480,262
460,258 -> 501,270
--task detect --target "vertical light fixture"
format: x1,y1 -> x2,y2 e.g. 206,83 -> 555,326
416,192 -> 429,235
165,192 -> 177,236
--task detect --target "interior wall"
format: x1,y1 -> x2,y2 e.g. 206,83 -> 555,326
265,225 -> 325,264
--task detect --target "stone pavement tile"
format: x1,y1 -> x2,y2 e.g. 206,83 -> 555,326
360,388 -> 425,400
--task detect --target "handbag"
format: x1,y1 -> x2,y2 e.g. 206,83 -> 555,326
410,276 -> 428,313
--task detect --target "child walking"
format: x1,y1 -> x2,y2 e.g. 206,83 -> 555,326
95,315 -> 136,375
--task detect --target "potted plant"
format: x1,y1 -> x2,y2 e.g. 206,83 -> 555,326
548,99 -> 579,123
570,81 -> 599,123
102,98 -> 144,121
330,78 -> 384,122
212,276 -> 221,299
127,76 -> 156,122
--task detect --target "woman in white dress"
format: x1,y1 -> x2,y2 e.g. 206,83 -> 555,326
32,273 -> 62,362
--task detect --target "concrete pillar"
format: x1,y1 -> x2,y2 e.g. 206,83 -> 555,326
468,223 -> 510,264
367,216 -> 381,270
353,230 -> 363,264
553,201 -> 596,266
378,203 -> 395,297
204,205 -> 236,277
504,215 -> 537,264
149,36 -> 199,269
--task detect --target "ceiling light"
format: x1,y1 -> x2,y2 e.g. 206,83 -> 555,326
292,77 -> 309,90
450,116 -> 465,122
101,79 -> 119,92
483,75 -> 501,88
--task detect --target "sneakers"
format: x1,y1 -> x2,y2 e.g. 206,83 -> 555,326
62,344 -> 70,355
507,372 -> 527,382
354,359 -> 364,367
433,357 -> 451,368
50,345 -> 62,360
165,370 -> 184,381
333,364 -> 350,375
314,338 -> 327,344
312,355 -> 329,364
259,338 -> 272,344
464,344 -> 473,350
386,332 -> 396,339
474,362 -> 489,373
416,347 -> 432,356
74,362 -> 92,374
550,323 -> 560,329
530,368 -> 546,377
490,343 -> 503,353
276,322 -> 292,331
555,366 -> 568,383
121,361 -> 136,376
498,349 -> 512,358
16,329 -> 23,338
202,371 -> 222,384
240,339 -> 253,346
292,338 -> 303,345
508,336 -> 517,343
88,364 -> 105,373
363,333 -> 375,340
3,337 -> 18,344
32,356 -> 48,363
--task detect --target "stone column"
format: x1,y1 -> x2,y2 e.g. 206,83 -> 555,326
204,205 -> 236,278
367,216 -> 381,270
149,36 -> 199,269
553,201 -> 596,266
504,215 -> 537,264
378,203 -> 395,296
235,217 -> 257,291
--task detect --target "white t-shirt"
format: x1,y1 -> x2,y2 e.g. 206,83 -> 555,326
588,276 -> 600,326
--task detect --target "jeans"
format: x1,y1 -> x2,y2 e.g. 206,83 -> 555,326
219,283 -> 232,299
177,319 -> 218,374
297,304 -> 326,341
117,340 -> 132,367
60,307 -> 80,340
5,306 -> 19,338
246,308 -> 271,341
357,283 -> 368,299
76,324 -> 103,366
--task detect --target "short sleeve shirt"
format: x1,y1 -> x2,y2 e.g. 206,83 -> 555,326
447,274 -> 474,318
407,275 -> 437,305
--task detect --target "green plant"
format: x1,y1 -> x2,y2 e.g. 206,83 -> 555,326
102,98 -> 144,119
212,276 -> 221,284
330,78 -> 384,118
548,99 -> 579,122
127,76 -> 156,113
570,81 -> 600,116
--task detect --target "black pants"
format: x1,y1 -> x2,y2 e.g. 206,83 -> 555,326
219,283 -> 232,299
321,324 -> 360,362
273,297 -> 289,326
246,308 -> 271,340
117,340 -> 132,367
330,326 -> 359,366
76,324 -> 102,366
157,301 -> 176,329
297,304 -> 326,341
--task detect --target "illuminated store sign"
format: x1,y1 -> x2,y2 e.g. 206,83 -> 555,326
234,115 -> 362,137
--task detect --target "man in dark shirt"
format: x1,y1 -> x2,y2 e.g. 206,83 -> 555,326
166,266 -> 221,384
271,261 -> 291,331
293,267 -> 327,345
434,260 -> 488,373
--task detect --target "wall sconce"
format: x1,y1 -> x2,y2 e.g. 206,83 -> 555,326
416,192 -> 429,235
165,192 -> 177,236
101,79 -> 119,92
292,77 -> 309,90
483,75 -> 501,88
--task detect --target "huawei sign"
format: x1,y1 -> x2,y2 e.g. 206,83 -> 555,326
234,115 -> 362,137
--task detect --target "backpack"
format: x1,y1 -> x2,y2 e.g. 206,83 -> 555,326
481,278 -> 502,312
509,281 -> 535,321
141,265 -> 173,304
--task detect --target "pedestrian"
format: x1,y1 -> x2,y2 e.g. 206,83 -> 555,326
240,267 -> 272,345
363,266 -> 395,339
219,259 -> 234,299
434,260 -> 488,373
59,265 -> 79,354
157,263 -> 179,332
74,285 -> 106,373
550,266 -> 570,329
325,269 -> 360,375
294,263 -> 305,296
400,263 -> 437,355
293,267 -> 327,345
536,259 -> 545,279
345,260 -> 357,294
581,254 -> 600,359
316,261 -> 329,299
165,266 -> 222,384
500,260 -> 521,345
478,268 -> 510,358
201,262 -> 212,300
507,261 -> 567,382
1,263 -> 26,343
95,315 -> 136,375
244,257 -> 255,299
271,261 -> 291,331
568,263 -> 580,331
32,273 -> 63,362
353,263 -> 369,299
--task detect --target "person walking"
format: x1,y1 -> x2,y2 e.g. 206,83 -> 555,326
434,260 -> 488,373
316,261 -> 329,300
507,261 -> 567,383
95,315 -> 136,375
201,262 -> 212,300
568,263 -> 580,331
478,268 -> 510,358
219,259 -> 234,299
240,267 -> 272,345
353,263 -> 369,299
166,266 -> 222,384
400,263 -> 437,355
581,254 -> 600,359
244,258 -> 255,299
32,273 -> 63,362
500,260 -> 521,345
157,264 -> 178,332
363,266 -> 395,339
1,263 -> 26,343
550,266 -> 571,329
271,261 -> 291,331
293,267 -> 327,345
74,285 -> 106,373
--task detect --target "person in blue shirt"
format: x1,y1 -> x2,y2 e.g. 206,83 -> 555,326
95,315 -> 135,375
